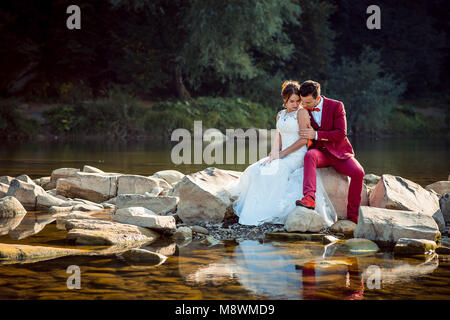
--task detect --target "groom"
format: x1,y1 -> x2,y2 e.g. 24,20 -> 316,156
295,80 -> 364,224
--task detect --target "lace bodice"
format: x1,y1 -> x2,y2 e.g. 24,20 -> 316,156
276,108 -> 302,152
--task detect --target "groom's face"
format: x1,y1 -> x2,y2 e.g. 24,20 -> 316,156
300,95 -> 321,110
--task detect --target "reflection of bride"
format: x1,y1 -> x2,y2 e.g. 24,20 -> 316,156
229,81 -> 337,226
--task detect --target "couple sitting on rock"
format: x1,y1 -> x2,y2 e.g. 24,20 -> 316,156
230,80 -> 365,227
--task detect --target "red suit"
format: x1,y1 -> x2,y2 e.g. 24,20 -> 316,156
303,96 -> 364,223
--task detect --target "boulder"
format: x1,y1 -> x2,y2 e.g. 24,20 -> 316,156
51,168 -> 80,182
0,196 -> 26,217
0,176 -> 14,185
190,225 -> 209,235
436,246 -> 450,254
152,170 -> 185,186
171,167 -> 240,224
337,238 -> 380,255
55,211 -> 97,230
329,220 -> 356,238
173,226 -> 192,241
117,175 -> 170,195
36,193 -> 67,210
115,194 -> 179,215
0,182 -> 9,198
39,176 -> 51,187
369,174 -> 444,232
200,235 -> 223,247
7,179 -> 47,210
394,238 -> 437,256
16,174 -> 35,184
42,180 -> 56,191
56,172 -> 121,203
49,206 -> 73,214
364,173 -> 381,188
113,207 -> 176,231
425,181 -> 450,196
117,248 -> 167,265
439,194 -> 450,224
0,243 -> 87,264
65,219 -> 159,245
284,206 -> 326,233
354,206 -> 441,245
83,165 -> 105,173
319,167 -> 366,220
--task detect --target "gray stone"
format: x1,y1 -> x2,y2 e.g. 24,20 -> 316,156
337,238 -> 380,255
51,167 -> 80,182
284,206 -> 326,233
354,206 -> 441,245
425,181 -> 450,196
7,179 -> 47,210
190,225 -> 209,235
369,174 -> 443,231
329,220 -> 356,238
0,196 -> 26,218
65,219 -> 159,245
36,193 -> 67,210
116,194 -> 179,215
82,165 -> 105,173
0,176 -> 14,185
113,207 -> 176,231
173,226 -> 193,241
16,174 -> 35,184
0,182 -> 9,198
439,194 -> 450,224
171,167 -> 240,224
117,174 -> 169,195
152,170 -> 185,186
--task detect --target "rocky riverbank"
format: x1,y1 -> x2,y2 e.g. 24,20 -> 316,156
0,165 -> 449,264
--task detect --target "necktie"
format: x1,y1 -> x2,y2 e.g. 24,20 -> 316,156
311,108 -> 320,112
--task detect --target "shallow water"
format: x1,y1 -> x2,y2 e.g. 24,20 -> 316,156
0,220 -> 449,300
0,137 -> 449,300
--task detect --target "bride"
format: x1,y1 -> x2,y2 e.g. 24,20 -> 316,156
230,80 -> 337,227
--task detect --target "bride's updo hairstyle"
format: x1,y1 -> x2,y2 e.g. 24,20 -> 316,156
281,80 -> 301,107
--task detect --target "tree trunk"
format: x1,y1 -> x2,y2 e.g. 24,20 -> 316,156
173,65 -> 192,101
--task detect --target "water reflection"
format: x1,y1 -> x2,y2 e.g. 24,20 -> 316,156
178,240 -> 441,300
9,212 -> 56,240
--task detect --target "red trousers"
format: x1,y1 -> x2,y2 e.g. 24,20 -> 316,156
303,148 -> 365,222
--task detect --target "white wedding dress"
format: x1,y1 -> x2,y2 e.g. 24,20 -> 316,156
229,108 -> 337,227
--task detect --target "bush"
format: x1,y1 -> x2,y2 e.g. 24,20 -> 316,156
143,97 -> 275,139
0,98 -> 38,140
327,46 -> 406,136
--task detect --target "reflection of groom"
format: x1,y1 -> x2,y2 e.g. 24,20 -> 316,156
295,80 -> 364,223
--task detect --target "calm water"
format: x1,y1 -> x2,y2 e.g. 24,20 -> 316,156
0,137 -> 449,300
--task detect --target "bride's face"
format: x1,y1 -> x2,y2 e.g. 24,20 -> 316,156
284,94 -> 301,111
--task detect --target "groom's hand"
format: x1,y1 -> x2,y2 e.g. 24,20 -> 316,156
299,128 -> 316,140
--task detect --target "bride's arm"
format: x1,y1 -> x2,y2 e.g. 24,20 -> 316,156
279,109 -> 310,158
268,111 -> 283,156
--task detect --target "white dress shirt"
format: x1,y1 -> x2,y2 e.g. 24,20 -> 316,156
312,97 -> 324,140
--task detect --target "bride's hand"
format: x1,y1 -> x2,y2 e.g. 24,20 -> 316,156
261,152 -> 280,166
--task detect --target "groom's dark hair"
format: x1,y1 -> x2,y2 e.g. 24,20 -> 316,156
299,80 -> 321,99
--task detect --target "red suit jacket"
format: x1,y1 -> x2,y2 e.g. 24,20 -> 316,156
307,96 -> 355,160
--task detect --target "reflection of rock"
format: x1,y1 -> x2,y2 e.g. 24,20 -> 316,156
116,248 -> 167,266
0,196 -> 27,217
65,219 -> 159,245
394,238 -> 437,256
143,242 -> 178,256
0,215 -> 26,236
284,207 -> 326,232
0,243 -> 87,264
354,206 -> 441,245
265,232 -> 326,242
116,194 -> 179,215
369,174 -> 444,231
9,212 -> 57,240
113,207 -> 176,231
172,167 -> 239,224
358,253 -> 439,286
7,179 -> 47,210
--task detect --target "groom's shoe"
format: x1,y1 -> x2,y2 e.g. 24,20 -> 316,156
296,195 -> 316,210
